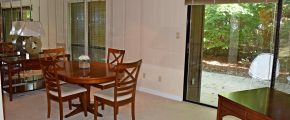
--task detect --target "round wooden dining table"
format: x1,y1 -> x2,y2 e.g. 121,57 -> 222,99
57,61 -> 116,118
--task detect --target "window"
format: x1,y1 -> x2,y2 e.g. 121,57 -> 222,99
185,2 -> 279,107
69,0 -> 106,62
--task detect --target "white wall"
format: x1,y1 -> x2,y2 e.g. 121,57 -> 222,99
40,0 -> 67,49
111,0 -> 187,101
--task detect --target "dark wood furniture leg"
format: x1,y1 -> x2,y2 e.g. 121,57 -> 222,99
8,63 -> 13,101
65,85 -> 102,118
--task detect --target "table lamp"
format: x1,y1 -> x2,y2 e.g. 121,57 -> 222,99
10,21 -> 45,55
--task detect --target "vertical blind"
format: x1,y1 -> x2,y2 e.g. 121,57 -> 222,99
185,0 -> 277,5
88,1 -> 106,48
70,2 -> 85,59
70,1 -> 106,61
88,1 -> 106,62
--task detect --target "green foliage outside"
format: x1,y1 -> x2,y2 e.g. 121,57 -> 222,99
204,2 -> 290,75
204,3 -> 277,62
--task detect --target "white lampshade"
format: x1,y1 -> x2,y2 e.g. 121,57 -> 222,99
10,21 -> 24,35
10,21 -> 45,37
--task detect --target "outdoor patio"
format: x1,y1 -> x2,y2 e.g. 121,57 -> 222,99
201,71 -> 290,106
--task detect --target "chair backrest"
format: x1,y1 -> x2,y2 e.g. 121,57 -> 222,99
114,59 -> 142,102
248,53 -> 280,81
107,48 -> 125,65
39,57 -> 62,97
42,48 -> 68,61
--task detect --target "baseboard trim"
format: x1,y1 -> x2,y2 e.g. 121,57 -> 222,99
137,87 -> 183,101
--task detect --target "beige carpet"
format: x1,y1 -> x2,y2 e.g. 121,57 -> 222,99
4,88 -> 220,120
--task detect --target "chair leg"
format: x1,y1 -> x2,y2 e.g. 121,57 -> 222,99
94,97 -> 98,120
8,72 -> 13,101
117,106 -> 119,114
131,102 -> 135,120
59,101 -> 64,120
68,100 -> 72,110
47,98 -> 51,118
101,103 -> 104,110
82,93 -> 87,117
114,105 -> 117,120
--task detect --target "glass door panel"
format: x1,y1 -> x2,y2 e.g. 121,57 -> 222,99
70,2 -> 85,60
186,3 -> 277,107
70,1 -> 106,61
275,0 -> 290,93
88,1 -> 106,62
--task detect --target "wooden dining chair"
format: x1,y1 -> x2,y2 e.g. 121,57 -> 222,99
42,47 -> 74,109
93,59 -> 142,120
42,48 -> 69,61
93,48 -> 125,90
0,42 -> 23,101
20,48 -> 67,83
42,47 -> 68,79
1,62 -> 23,101
39,56 -> 87,120
93,48 -> 125,110
107,48 -> 125,65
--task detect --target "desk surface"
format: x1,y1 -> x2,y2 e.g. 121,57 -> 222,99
219,87 -> 290,120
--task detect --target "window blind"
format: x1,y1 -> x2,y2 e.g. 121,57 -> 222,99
88,1 -> 106,62
185,0 -> 277,5
88,1 -> 106,48
70,2 -> 85,60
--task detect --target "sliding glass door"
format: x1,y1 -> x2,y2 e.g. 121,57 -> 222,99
185,2 -> 277,106
275,0 -> 290,93
88,1 -> 106,62
70,2 -> 85,60
69,0 -> 106,61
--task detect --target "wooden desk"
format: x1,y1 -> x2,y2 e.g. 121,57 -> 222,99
57,61 -> 116,118
217,87 -> 290,120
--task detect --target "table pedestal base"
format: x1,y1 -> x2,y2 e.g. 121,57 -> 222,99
65,104 -> 103,118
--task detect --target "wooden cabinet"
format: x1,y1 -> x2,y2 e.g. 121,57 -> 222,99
217,88 -> 290,120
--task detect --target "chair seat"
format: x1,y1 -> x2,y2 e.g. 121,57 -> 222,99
49,83 -> 87,97
94,88 -> 132,102
59,80 -> 67,85
99,81 -> 115,86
